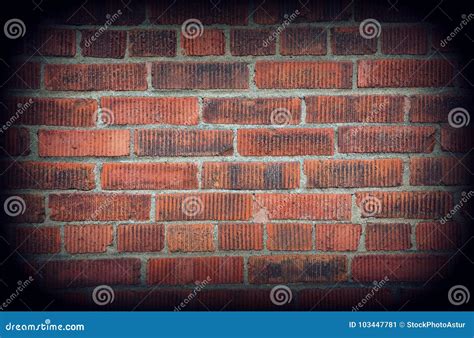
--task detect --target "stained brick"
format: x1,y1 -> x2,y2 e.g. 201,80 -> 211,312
81,30 -> 126,58
281,27 -> 327,55
416,222 -> 464,250
231,29 -> 275,56
410,157 -> 472,186
129,30 -> 176,57
331,27 -> 377,55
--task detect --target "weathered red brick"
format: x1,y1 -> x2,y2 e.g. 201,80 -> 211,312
203,97 -> 301,125
316,223 -> 361,251
267,223 -> 313,251
338,126 -> 435,153
381,26 -> 428,54
238,128 -> 334,156
255,61 -> 352,88
231,29 -> 275,56
202,162 -> 299,190
65,224 -> 113,253
167,224 -> 214,252
440,127 -> 474,152
129,29 -> 176,56
81,30 -> 126,58
152,62 -> 248,89
101,163 -> 198,190
181,29 -> 225,56
416,222 -> 464,250
366,223 -> 412,251
410,95 -> 464,122
49,194 -> 151,221
101,97 -> 198,125
117,224 -> 164,252
218,223 -> 263,251
15,226 -> 60,253
304,159 -> 403,188
281,27 -> 327,55
249,255 -> 348,283
44,64 -> 147,91
135,129 -> 233,157
410,157 -> 471,185
38,130 -> 130,157
147,257 -> 243,285
331,27 -> 377,55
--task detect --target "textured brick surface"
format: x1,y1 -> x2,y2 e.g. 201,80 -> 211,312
316,224 -> 361,251
365,223 -> 412,251
117,224 -> 164,252
65,224 -> 113,253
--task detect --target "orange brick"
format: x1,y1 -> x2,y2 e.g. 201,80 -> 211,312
118,224 -> 164,252
167,224 -> 214,252
218,223 -> 263,251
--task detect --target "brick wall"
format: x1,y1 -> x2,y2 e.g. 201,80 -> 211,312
0,0 -> 472,310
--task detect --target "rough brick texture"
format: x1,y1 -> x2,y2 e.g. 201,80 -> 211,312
1,0 -> 471,312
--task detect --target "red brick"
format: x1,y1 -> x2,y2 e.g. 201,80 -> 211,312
7,62 -> 40,89
65,224 -> 113,253
248,255 -> 348,283
254,194 -> 351,221
281,27 -> 327,55
305,95 -> 405,123
117,224 -> 164,252
181,29 -> 225,56
15,226 -> 60,254
356,191 -> 452,219
299,288 -> 393,310
167,224 -> 214,252
416,222 -> 464,250
135,129 -> 233,157
366,223 -> 412,251
331,27 -> 377,55
49,194 -> 151,221
152,62 -> 248,89
255,61 -> 352,89
410,157 -> 471,186
253,0 -> 352,24
0,128 -> 30,156
410,95 -> 464,122
338,126 -> 435,153
101,163 -> 198,190
0,161 -> 95,190
1,194 -> 45,223
147,257 -> 243,285
41,259 -> 141,288
316,224 -> 361,251
352,254 -> 452,282
381,26 -> 428,55
129,29 -> 176,57
218,223 -> 263,251
231,29 -> 275,56
81,30 -> 126,58
149,0 -> 248,25
202,162 -> 299,190
304,159 -> 403,188
6,97 -> 97,126
44,64 -> 147,91
238,128 -> 334,156
203,97 -> 301,125
156,193 -> 252,221
38,130 -> 130,157
358,59 -> 454,87
267,223 -> 312,251
101,97 -> 198,125
440,126 -> 474,152
22,28 -> 76,56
